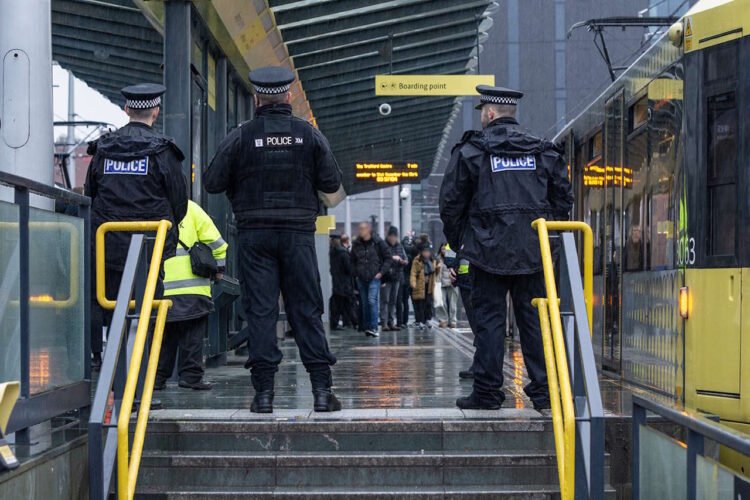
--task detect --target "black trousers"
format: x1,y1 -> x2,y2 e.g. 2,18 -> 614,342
413,290 -> 433,324
459,284 -> 479,373
471,268 -> 549,406
155,315 -> 207,384
237,230 -> 336,389
397,282 -> 411,326
330,294 -> 357,329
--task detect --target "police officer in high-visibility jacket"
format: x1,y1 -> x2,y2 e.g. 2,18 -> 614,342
154,200 -> 228,391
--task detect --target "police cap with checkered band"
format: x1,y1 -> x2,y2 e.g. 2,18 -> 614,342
248,66 -> 295,95
474,85 -> 524,110
121,83 -> 166,110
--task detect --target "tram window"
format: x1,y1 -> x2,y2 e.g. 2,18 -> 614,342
629,96 -> 649,132
704,42 -> 737,83
706,92 -> 737,257
588,130 -> 603,160
624,131 -> 647,271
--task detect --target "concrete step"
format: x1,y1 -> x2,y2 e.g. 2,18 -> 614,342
134,414 -> 613,497
134,485 -> 570,499
137,451 -> 560,489
139,418 -> 555,454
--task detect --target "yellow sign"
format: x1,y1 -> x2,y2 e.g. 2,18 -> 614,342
355,162 -> 420,184
375,75 -> 495,96
684,17 -> 693,37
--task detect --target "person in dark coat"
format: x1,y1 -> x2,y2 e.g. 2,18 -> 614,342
398,234 -> 417,327
440,85 -> 573,411
329,235 -> 357,330
380,226 -> 408,331
350,222 -> 390,337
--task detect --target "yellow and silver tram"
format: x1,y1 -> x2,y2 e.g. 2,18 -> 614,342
557,0 -> 749,473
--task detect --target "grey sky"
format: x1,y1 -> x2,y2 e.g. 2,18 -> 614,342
52,64 -> 128,141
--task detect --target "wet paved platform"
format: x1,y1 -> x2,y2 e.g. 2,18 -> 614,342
153,324 -> 648,417
155,324 -> 536,412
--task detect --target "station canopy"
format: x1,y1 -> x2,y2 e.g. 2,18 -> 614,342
51,0 -> 497,195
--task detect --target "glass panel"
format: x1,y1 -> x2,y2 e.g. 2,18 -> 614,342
639,425 -> 686,500
709,185 -> 736,256
707,92 -> 737,184
27,208 -> 85,393
603,93 -> 624,371
704,42 -> 737,83
696,454 -> 738,500
649,67 -> 682,271
0,201 -> 21,383
581,128 -> 606,362
630,96 -> 649,132
706,92 -> 737,257
624,131 -> 647,272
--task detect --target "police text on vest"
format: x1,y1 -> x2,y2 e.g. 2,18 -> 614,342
490,155 -> 536,172
103,157 -> 149,175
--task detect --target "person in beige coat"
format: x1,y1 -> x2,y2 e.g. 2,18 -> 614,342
410,245 -> 440,329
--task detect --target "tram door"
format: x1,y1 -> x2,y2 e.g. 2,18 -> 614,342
602,91 -> 625,373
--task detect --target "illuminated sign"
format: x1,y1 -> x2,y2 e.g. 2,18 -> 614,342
355,162 -> 420,184
583,165 -> 634,188
375,75 -> 495,96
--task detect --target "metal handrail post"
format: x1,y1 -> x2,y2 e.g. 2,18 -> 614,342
88,236 -> 145,500
532,298 -> 567,492
539,220 -> 594,332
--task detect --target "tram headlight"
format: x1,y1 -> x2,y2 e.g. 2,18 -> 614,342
669,22 -> 684,48
679,286 -> 689,319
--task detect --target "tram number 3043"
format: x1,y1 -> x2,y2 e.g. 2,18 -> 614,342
678,237 -> 697,266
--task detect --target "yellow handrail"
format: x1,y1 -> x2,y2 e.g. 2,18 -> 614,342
122,299 -> 170,496
96,221 -> 170,310
94,220 -> 172,500
533,220 -> 594,332
531,298 -> 567,493
530,218 -> 593,500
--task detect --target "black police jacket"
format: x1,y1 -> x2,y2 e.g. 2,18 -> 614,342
85,122 -> 188,270
439,117 -> 573,275
203,103 -> 343,232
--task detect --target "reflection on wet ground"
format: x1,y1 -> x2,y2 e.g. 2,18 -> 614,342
157,325 -> 528,411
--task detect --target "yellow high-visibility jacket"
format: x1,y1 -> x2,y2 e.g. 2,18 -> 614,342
163,200 -> 228,299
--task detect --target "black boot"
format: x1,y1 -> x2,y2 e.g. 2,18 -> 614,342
251,390 -> 274,413
313,389 -> 342,412
458,369 -> 474,380
310,369 -> 342,412
456,391 -> 502,410
250,371 -> 275,413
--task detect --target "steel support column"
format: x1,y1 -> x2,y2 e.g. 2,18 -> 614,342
163,0 -> 192,180
391,186 -> 400,233
0,0 -> 54,205
402,187 -> 412,236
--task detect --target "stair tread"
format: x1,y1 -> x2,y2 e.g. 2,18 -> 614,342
135,484 -> 565,493
140,450 -> 559,468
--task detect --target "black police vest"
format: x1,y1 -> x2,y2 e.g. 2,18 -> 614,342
229,114 -> 319,230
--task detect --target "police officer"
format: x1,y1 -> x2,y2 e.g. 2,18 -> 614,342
439,85 -> 573,410
203,66 -> 345,413
85,83 -> 188,311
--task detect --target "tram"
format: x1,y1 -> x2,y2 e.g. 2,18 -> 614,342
556,0 -> 750,473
